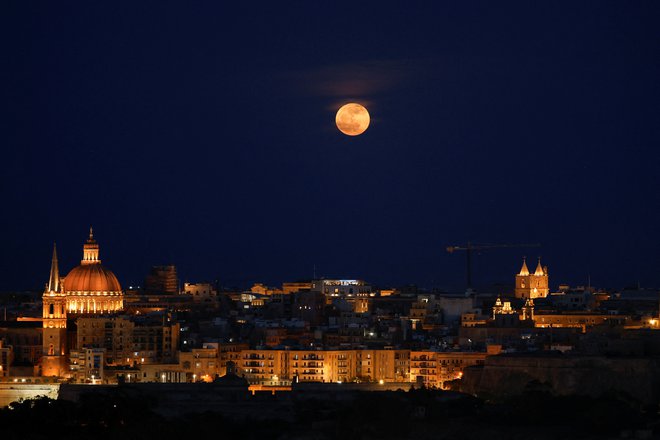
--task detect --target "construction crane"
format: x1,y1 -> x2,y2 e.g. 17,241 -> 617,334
446,242 -> 541,291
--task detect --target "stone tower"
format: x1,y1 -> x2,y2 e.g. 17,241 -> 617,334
515,257 -> 549,299
521,298 -> 535,321
42,243 -> 68,376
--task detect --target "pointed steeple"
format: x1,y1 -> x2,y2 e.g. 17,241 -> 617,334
492,296 -> 504,319
518,257 -> 530,276
47,242 -> 60,293
534,257 -> 545,276
89,226 -> 94,241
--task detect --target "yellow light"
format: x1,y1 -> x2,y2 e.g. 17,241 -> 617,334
379,379 -> 384,385
336,103 -> 370,136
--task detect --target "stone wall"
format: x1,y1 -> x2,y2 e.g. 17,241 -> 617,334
461,353 -> 660,403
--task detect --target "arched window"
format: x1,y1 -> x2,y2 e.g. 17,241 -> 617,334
49,304 -> 54,315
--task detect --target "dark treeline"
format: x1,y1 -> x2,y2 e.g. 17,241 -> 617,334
1,387 -> 658,439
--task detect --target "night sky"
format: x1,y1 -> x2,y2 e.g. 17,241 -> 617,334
2,2 -> 660,291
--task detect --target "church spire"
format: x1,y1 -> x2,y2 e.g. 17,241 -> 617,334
534,257 -> 545,276
518,257 -> 530,276
89,226 -> 94,241
47,242 -> 60,293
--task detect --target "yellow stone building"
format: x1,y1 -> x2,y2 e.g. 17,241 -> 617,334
410,351 -> 487,388
533,312 -> 627,330
42,244 -> 68,376
514,257 -> 549,299
235,348 -> 410,385
41,228 -> 124,376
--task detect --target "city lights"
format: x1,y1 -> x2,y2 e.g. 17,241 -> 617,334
1,2 -> 657,437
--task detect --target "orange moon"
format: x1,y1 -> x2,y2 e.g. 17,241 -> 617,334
335,103 -> 370,136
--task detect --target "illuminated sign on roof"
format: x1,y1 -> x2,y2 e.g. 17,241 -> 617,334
323,280 -> 363,286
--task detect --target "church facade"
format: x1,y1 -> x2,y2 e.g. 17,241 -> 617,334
514,257 -> 549,299
41,228 -> 124,376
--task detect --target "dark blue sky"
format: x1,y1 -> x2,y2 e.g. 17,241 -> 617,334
2,2 -> 659,291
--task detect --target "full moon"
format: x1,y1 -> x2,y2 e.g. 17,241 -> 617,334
335,103 -> 370,136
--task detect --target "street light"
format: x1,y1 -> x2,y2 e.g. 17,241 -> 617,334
161,373 -> 166,383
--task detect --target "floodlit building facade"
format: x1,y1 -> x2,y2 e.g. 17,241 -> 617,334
410,351 -> 487,388
235,348 -> 410,385
515,257 -> 549,299
41,229 -> 124,376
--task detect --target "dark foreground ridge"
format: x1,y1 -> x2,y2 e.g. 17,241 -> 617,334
1,384 -> 658,440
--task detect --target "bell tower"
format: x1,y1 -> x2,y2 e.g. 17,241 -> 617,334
42,243 -> 68,377
522,298 -> 535,321
515,257 -> 549,299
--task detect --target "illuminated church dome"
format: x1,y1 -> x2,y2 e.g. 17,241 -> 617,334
62,228 -> 124,314
64,264 -> 122,293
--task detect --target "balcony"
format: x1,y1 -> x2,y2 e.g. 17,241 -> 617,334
244,361 -> 264,367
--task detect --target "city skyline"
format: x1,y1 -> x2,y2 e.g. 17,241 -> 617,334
3,3 -> 660,437
5,227 -> 655,292
3,2 -> 660,290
